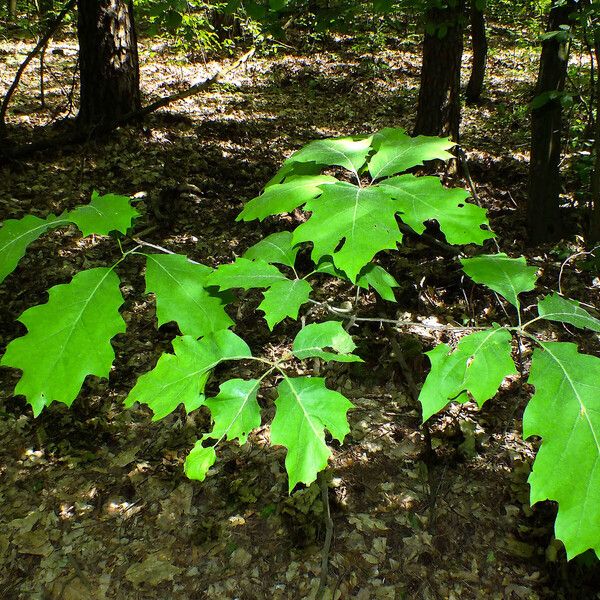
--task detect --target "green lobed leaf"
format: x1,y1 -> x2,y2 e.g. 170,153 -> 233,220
284,135 -> 373,176
265,161 -> 325,187
204,378 -> 262,444
0,214 -> 64,284
292,181 -> 403,282
185,378 -> 262,482
236,175 -> 336,222
259,279 -> 312,330
144,253 -> 233,338
419,326 -> 517,422
124,331 -> 252,420
243,231 -> 300,268
368,128 -> 456,180
536,293 -> 600,332
184,444 -> 216,481
205,257 -> 287,290
461,253 -> 538,310
271,376 -> 353,491
356,264 -> 400,302
292,321 -> 362,362
524,342 -> 600,559
1,267 -> 125,416
379,174 -> 494,245
66,190 -> 139,236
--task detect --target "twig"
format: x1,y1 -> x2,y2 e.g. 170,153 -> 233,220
456,145 -> 500,252
131,237 -> 203,265
115,46 -> 256,124
0,0 -> 75,133
316,471 -> 333,600
307,298 -> 488,331
558,245 -> 600,298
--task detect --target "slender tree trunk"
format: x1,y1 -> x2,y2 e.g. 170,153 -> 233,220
414,0 -> 465,141
527,0 -> 575,243
8,0 -> 17,20
590,32 -> 600,242
466,0 -> 487,103
76,0 -> 140,130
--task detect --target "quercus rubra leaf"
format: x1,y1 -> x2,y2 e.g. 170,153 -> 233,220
379,174 -> 494,245
536,293 -> 600,332
125,331 -> 252,420
271,376 -> 353,491
258,278 -> 312,329
67,190 -> 139,236
292,321 -> 362,362
461,253 -> 538,310
356,264 -> 400,302
0,214 -> 64,283
1,267 -> 125,416
419,325 -> 516,422
243,231 -> 299,268
292,181 -> 403,282
266,161 -> 324,187
236,175 -> 336,221
284,135 -> 373,176
369,128 -> 455,180
524,342 -> 600,559
205,257 -> 287,290
185,445 -> 216,481
185,378 -> 262,482
144,253 -> 233,337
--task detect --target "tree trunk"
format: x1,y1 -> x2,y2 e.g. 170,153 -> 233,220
414,0 -> 465,141
466,0 -> 487,103
527,0 -> 575,243
590,30 -> 600,242
8,0 -> 17,20
76,0 -> 140,130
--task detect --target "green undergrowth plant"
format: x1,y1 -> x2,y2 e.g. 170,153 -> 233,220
1,128 -> 600,559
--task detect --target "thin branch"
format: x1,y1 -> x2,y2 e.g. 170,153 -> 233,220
316,471 -> 333,600
0,0 -> 76,134
307,298 -> 488,331
131,237 -> 203,264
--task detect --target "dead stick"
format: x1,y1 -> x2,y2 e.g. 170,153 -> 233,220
0,0 -> 76,133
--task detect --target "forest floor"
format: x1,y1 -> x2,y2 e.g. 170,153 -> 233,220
1,25 -> 600,600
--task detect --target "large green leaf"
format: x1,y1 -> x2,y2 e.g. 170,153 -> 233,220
292,181 -> 403,282
236,176 -> 336,221
1,267 -> 125,416
524,342 -> 600,559
369,128 -> 455,180
379,174 -> 493,245
205,257 -> 287,290
536,293 -> 600,332
356,264 -> 400,302
284,136 -> 373,176
461,253 -> 538,310
0,214 -> 64,284
185,378 -> 262,482
144,253 -> 233,337
259,278 -> 312,330
271,376 -> 353,491
243,231 -> 299,268
292,321 -> 362,362
124,331 -> 252,420
66,191 -> 139,236
419,326 -> 516,422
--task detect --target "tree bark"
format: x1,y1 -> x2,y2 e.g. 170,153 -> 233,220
466,0 -> 487,103
76,0 -> 140,130
414,0 -> 465,141
590,29 -> 600,242
8,0 -> 17,20
527,0 -> 575,243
